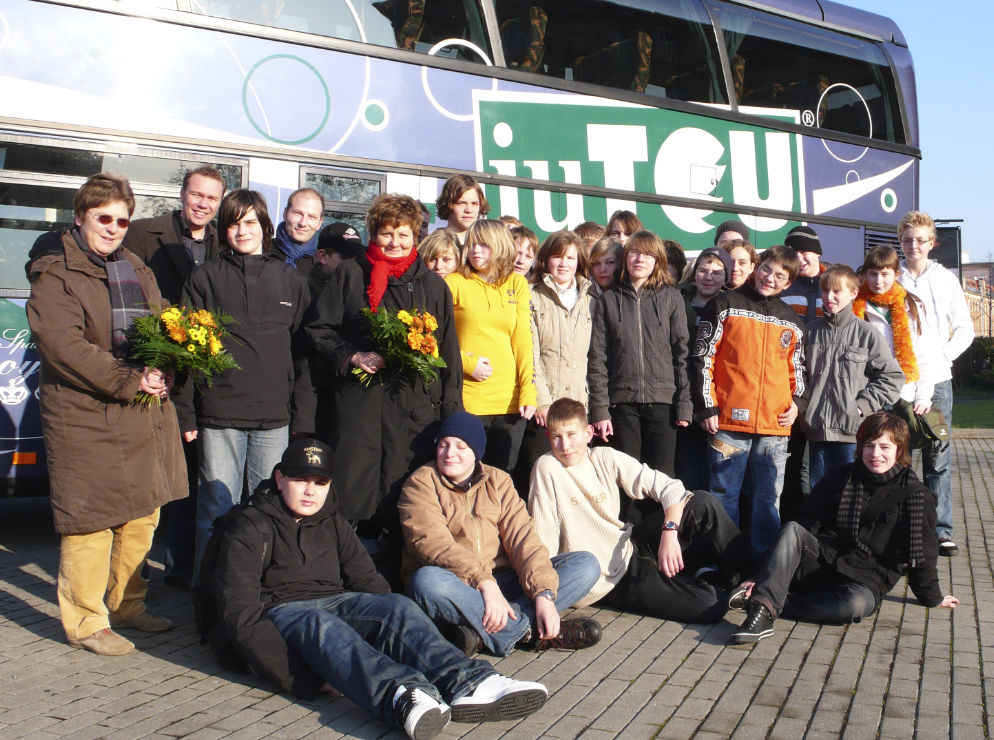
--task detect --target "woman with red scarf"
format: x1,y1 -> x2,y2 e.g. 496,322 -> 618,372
307,194 -> 462,578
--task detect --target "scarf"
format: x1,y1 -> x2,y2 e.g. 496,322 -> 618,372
836,462 -> 926,567
273,222 -> 318,267
365,242 -> 419,312
852,282 -> 919,383
72,228 -> 150,359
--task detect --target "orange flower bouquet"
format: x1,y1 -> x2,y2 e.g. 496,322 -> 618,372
128,306 -> 240,405
352,307 -> 447,387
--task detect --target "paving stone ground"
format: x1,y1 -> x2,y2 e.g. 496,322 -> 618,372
2,438 -> 992,739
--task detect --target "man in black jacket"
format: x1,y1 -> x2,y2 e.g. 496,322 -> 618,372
122,165 -> 226,589
213,439 -> 548,740
728,411 -> 958,644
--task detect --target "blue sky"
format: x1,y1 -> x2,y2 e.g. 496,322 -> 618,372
854,1 -> 994,263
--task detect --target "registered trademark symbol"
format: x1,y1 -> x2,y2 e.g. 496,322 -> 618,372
801,110 -> 815,127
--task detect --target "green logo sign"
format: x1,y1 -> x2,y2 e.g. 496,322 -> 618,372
475,92 -> 804,245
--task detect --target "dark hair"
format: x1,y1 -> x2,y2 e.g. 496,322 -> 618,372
73,172 -> 135,219
720,238 -> 759,266
436,174 -> 490,221
181,165 -> 226,195
757,244 -> 800,284
534,230 -> 587,281
856,411 -> 911,468
546,398 -> 588,429
622,231 -> 672,289
663,240 -> 687,279
606,209 -> 643,237
366,193 -> 422,238
859,245 -> 925,332
218,189 -> 274,253
285,187 -> 325,212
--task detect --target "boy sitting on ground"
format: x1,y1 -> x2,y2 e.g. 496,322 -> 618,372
400,411 -> 602,657
728,412 -> 958,644
528,398 -> 748,623
211,438 -> 547,740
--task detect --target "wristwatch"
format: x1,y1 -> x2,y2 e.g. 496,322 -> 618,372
536,589 -> 555,601
663,521 -> 680,532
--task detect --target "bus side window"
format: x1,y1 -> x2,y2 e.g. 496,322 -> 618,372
500,6 -> 548,71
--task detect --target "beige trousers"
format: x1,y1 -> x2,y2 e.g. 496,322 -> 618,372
57,508 -> 160,641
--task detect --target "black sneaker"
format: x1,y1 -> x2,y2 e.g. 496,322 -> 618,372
393,686 -> 450,740
938,538 -> 959,556
728,585 -> 750,611
446,623 -> 483,658
729,603 -> 775,644
534,617 -> 602,651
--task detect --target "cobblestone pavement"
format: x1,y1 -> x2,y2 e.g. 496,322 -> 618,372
2,438 -> 991,739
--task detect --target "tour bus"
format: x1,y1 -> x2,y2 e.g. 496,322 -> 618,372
0,0 -> 919,492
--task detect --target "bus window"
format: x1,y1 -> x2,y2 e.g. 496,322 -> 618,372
0,183 -> 75,292
494,0 -> 726,104
189,0 -> 492,62
712,2 -> 905,143
302,167 -> 385,242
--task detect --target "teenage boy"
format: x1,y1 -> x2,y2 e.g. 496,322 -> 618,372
677,247 -> 735,489
689,245 -> 807,561
528,399 -> 747,623
211,438 -> 548,740
400,412 -> 602,658
803,265 -> 903,488
728,412 -> 958,644
897,211 -> 974,556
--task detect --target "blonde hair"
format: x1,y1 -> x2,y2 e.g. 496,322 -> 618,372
897,210 -> 937,242
459,219 -> 516,284
419,229 -> 461,264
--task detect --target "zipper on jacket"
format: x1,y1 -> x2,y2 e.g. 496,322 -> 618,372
637,292 -> 646,401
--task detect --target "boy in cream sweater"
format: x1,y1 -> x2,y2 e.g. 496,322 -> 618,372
528,398 -> 747,623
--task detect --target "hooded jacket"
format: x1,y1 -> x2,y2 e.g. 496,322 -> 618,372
213,482 -> 389,698
587,281 -> 692,423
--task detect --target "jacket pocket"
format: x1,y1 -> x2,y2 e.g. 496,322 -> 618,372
840,349 -> 868,379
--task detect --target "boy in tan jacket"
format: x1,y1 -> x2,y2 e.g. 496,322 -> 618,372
400,412 -> 601,657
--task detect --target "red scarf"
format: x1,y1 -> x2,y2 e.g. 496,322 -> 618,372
366,242 -> 419,312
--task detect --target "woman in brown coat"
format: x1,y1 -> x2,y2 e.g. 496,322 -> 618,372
26,173 -> 186,656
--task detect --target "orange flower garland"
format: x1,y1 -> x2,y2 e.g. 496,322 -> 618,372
853,283 -> 919,383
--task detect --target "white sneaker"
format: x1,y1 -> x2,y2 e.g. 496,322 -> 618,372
392,686 -> 450,740
450,674 -> 548,723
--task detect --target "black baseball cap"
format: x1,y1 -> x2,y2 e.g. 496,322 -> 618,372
277,439 -> 334,479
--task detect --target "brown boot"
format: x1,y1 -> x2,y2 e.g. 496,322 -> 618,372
70,628 -> 135,656
111,609 -> 173,633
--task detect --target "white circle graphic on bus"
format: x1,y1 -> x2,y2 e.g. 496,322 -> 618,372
421,39 -> 496,122
493,122 -> 513,148
818,83 -> 871,164
243,54 -> 331,145
880,188 -> 898,213
363,100 -> 390,132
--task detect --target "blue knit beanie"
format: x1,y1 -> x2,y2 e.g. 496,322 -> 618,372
436,411 -> 487,461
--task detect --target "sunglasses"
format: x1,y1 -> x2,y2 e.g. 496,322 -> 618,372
92,213 -> 130,229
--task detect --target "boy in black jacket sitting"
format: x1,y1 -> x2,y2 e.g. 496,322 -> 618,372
212,439 -> 547,739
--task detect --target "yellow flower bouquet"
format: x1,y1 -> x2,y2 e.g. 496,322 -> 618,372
128,306 -> 240,405
353,307 -> 447,387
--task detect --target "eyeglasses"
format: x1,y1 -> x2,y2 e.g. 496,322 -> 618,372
900,236 -> 931,247
92,213 -> 130,229
757,263 -> 790,286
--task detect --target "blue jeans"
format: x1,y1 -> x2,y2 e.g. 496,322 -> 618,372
751,522 -> 878,625
407,551 -> 600,656
924,380 -> 954,540
268,592 -> 494,726
707,430 -> 788,562
808,441 -> 857,491
194,425 -> 288,576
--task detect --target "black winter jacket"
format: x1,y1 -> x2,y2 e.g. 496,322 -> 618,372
796,463 -> 943,607
587,281 -> 692,423
214,483 -> 390,698
122,212 -> 220,304
176,252 -> 313,433
306,254 -> 462,521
